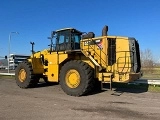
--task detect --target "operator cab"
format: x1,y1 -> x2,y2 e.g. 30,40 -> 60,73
51,28 -> 82,52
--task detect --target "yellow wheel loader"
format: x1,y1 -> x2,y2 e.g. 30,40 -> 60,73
15,25 -> 142,96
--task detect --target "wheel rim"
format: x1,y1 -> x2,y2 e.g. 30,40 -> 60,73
18,69 -> 27,82
65,69 -> 80,88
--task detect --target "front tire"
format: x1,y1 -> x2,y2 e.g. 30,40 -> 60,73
15,61 -> 39,88
59,60 -> 94,96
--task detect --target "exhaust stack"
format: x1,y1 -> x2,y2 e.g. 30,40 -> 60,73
102,25 -> 108,36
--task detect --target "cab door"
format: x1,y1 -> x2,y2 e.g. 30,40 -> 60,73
55,30 -> 81,51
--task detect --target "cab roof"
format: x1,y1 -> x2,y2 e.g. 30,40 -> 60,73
56,28 -> 82,33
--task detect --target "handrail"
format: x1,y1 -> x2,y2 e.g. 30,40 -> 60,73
81,38 -> 135,74
88,44 -> 107,66
81,38 -> 108,57
81,38 -> 108,68
116,51 -> 133,73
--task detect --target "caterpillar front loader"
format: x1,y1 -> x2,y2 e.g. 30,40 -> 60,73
15,25 -> 142,96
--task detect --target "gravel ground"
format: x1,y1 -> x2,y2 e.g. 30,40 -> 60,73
0,78 -> 160,120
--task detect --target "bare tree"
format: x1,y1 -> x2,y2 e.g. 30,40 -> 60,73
141,49 -> 154,73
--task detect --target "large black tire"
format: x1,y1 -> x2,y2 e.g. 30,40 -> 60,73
59,60 -> 94,96
15,61 -> 39,88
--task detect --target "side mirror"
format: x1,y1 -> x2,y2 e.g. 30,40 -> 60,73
30,42 -> 35,54
47,37 -> 52,40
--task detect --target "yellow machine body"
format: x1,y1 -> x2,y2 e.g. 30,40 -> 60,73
28,35 -> 141,83
16,26 -> 142,96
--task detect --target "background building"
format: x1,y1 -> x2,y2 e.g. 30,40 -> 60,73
9,54 -> 29,69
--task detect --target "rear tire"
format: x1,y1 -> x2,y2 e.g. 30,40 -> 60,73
15,61 -> 39,88
59,60 -> 94,96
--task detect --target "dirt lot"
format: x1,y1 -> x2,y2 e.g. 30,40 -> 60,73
0,78 -> 160,120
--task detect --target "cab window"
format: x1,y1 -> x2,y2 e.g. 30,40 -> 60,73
59,35 -> 65,44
